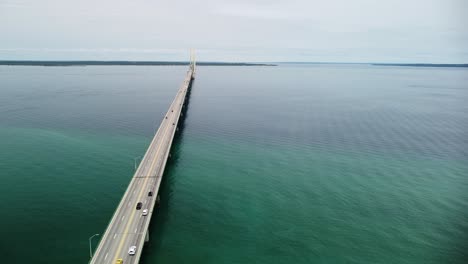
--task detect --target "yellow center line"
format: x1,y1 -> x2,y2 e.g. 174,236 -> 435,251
111,87 -> 185,262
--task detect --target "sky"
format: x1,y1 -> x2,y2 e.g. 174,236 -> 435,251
1,0 -> 467,62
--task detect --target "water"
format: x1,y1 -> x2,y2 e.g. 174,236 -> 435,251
0,64 -> 467,264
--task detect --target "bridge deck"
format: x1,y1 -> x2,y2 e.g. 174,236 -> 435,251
90,66 -> 194,264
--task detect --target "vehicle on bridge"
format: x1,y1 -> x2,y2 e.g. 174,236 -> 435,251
128,246 -> 136,255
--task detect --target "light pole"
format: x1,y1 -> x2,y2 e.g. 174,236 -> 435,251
89,233 -> 100,259
134,156 -> 142,171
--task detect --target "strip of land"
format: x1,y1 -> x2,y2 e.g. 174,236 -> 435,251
279,62 -> 468,68
0,60 -> 275,66
372,63 -> 468,68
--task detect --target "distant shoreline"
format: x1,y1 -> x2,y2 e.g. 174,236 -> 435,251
279,62 -> 468,68
371,63 -> 468,68
1,61 -> 466,68
0,60 -> 276,66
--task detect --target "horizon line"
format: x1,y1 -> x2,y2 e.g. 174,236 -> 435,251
0,60 -> 467,67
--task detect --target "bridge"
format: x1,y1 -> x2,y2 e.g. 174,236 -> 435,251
90,55 -> 196,264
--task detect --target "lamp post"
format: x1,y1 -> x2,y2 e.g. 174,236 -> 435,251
134,156 -> 142,171
89,233 -> 100,259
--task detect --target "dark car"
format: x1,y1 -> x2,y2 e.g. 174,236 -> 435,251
148,191 -> 153,197
136,202 -> 142,210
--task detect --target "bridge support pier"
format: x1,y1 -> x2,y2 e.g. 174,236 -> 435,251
145,230 -> 150,243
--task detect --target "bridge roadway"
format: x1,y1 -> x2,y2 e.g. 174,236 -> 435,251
90,66 -> 194,264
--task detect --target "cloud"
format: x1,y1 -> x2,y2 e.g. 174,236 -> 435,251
0,0 -> 467,62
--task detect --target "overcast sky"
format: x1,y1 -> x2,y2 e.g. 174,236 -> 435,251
1,0 -> 467,62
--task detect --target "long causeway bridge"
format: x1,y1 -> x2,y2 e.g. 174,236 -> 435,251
90,56 -> 196,264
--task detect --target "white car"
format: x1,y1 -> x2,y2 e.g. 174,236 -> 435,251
142,209 -> 148,216
128,246 -> 136,255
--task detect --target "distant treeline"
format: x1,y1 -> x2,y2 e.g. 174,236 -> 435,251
0,60 -> 276,66
372,63 -> 468,68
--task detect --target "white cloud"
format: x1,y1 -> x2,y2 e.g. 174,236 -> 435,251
0,0 -> 467,62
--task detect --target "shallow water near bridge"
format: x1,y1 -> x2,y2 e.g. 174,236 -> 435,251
0,64 -> 467,263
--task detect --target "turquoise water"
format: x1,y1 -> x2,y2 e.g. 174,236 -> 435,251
0,65 -> 467,263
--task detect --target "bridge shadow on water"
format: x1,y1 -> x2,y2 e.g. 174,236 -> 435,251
140,78 -> 195,263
